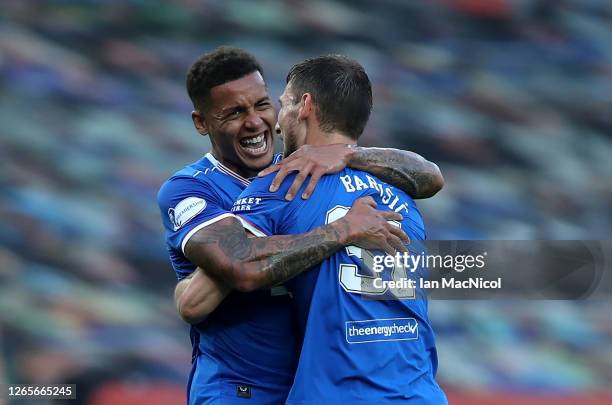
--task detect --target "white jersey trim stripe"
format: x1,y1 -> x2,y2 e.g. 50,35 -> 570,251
204,153 -> 250,186
236,216 -> 268,237
181,213 -> 237,254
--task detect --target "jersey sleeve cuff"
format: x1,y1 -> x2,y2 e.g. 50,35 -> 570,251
236,215 -> 269,237
181,213 -> 237,254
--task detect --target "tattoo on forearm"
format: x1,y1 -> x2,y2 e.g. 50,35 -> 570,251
186,218 -> 348,289
349,147 -> 439,198
250,231 -> 339,286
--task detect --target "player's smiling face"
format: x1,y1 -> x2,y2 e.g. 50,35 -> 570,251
277,82 -> 306,157
202,71 -> 275,178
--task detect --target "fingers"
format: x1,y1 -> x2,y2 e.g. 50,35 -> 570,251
380,210 -> 403,222
258,164 -> 281,177
387,233 -> 408,253
371,233 -> 406,257
288,146 -> 307,158
267,155 -> 310,193
285,162 -> 314,200
379,241 -> 397,257
387,223 -> 410,243
301,170 -> 324,199
354,196 -> 376,208
269,164 -> 293,192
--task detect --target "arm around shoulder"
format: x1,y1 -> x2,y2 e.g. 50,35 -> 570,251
347,146 -> 444,199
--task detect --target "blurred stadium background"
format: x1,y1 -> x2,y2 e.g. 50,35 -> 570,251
1,0 -> 612,404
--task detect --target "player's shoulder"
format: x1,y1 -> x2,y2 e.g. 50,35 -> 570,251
242,170 -> 295,198
244,168 -> 344,203
157,156 -> 218,205
238,153 -> 287,194
234,172 -> 301,224
344,169 -> 425,236
344,168 -> 410,196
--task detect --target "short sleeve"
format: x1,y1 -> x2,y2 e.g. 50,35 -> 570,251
157,176 -> 235,254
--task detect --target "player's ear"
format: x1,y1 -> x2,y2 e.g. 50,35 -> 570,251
297,93 -> 313,121
192,110 -> 209,136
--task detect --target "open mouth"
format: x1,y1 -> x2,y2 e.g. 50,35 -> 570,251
239,133 -> 268,155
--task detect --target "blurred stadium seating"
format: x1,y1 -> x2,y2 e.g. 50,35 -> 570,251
1,0 -> 611,403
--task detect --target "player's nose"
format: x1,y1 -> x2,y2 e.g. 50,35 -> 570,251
275,123 -> 282,137
244,111 -> 265,131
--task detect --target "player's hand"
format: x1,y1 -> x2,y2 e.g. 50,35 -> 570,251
258,144 -> 353,201
340,196 -> 409,256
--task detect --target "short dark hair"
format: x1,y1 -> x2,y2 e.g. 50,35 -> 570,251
186,47 -> 264,111
286,55 -> 372,139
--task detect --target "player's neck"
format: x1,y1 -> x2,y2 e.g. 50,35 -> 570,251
210,151 -> 257,179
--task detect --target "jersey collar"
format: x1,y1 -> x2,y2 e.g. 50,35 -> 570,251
205,153 -> 250,186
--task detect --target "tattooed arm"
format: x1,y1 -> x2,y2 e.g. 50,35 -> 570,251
184,196 -> 407,293
259,144 -> 444,200
176,197 -> 403,323
175,215 -> 355,323
346,146 -> 444,199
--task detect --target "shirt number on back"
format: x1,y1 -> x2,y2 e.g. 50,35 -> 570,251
325,206 -> 415,299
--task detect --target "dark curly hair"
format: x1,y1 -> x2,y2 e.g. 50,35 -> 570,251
186,47 -> 264,111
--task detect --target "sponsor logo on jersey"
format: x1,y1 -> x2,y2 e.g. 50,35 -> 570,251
231,197 -> 262,212
168,197 -> 206,230
346,317 -> 419,344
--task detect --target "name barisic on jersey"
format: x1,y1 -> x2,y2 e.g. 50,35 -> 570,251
340,174 -> 410,213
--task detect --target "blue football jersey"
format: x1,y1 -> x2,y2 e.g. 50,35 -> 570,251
157,153 -> 298,405
234,168 -> 447,404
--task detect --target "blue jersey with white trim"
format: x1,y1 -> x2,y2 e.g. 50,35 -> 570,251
234,168 -> 447,404
157,153 -> 298,404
